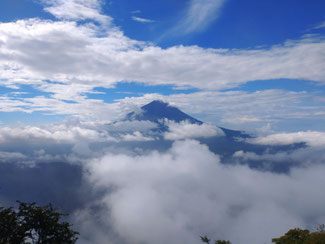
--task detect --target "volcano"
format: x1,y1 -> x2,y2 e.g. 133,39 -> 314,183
122,100 -> 304,172
126,100 -> 202,124
126,100 -> 249,138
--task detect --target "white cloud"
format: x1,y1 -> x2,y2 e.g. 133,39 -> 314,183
121,131 -> 154,142
42,0 -> 111,24
0,121 -> 114,145
1,19 -> 325,93
222,116 -> 262,124
313,20 -> 325,30
174,0 -> 227,34
132,16 -> 155,23
114,89 -> 325,132
164,119 -> 224,140
105,120 -> 158,133
1,86 -> 323,132
0,151 -> 26,161
76,140 -> 325,244
233,146 -> 325,168
249,131 -> 325,147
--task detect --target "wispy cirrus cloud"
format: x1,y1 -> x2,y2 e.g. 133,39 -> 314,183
313,20 -> 325,30
173,0 -> 227,35
132,16 -> 155,23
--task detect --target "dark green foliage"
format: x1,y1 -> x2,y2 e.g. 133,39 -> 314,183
0,201 -> 79,244
201,235 -> 231,244
201,225 -> 325,244
307,232 -> 325,244
215,241 -> 231,244
272,226 -> 325,244
272,228 -> 310,244
201,235 -> 211,243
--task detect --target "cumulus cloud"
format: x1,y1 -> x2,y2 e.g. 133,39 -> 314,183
1,19 -> 325,92
164,119 -> 224,140
42,0 -> 111,24
0,122 -> 113,144
121,131 -> 154,142
0,118 -> 156,165
249,131 -> 325,147
0,118 -> 162,149
75,140 -> 325,244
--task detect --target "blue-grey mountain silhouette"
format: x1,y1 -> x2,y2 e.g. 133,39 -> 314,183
124,100 -> 305,172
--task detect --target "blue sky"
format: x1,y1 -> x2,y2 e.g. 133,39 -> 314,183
0,0 -> 324,132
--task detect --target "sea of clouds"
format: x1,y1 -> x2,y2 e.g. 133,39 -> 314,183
0,119 -> 325,244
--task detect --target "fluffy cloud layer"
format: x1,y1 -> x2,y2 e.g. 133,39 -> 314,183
3,84 -> 324,132
0,115 -> 325,244
115,90 -> 325,132
249,131 -> 325,147
164,119 -> 224,140
1,18 -> 324,91
75,140 -> 325,244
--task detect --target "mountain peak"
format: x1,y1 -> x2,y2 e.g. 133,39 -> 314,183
141,100 -> 170,111
127,100 -> 202,124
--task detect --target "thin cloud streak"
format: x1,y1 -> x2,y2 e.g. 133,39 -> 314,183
313,20 -> 325,30
173,0 -> 227,35
132,16 -> 155,23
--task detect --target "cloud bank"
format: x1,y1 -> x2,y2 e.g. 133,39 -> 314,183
164,119 -> 223,140
1,18 -> 324,91
0,116 -> 325,244
74,140 -> 325,244
250,131 -> 325,147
